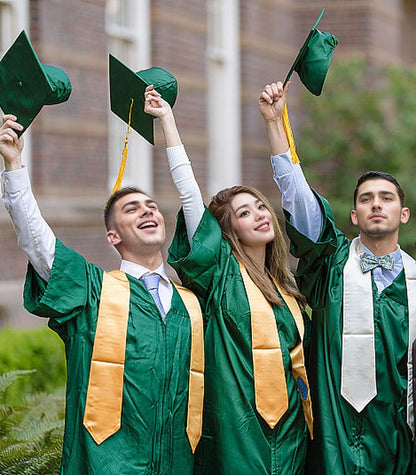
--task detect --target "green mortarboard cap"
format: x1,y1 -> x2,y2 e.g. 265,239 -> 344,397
0,30 -> 72,135
109,54 -> 177,145
284,8 -> 338,96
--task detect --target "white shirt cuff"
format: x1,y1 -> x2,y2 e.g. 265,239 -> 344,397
1,166 -> 30,195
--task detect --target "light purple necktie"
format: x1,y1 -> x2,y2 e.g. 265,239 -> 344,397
140,273 -> 166,320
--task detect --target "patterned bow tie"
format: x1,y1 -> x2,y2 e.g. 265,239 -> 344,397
359,252 -> 394,272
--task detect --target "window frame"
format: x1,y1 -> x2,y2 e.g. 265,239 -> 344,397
106,0 -> 152,194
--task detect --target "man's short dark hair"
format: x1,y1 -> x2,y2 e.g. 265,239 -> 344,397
104,186 -> 148,230
353,171 -> 405,207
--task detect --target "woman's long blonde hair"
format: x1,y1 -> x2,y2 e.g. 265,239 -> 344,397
208,185 -> 305,307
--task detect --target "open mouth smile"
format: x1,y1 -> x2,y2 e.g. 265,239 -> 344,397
138,220 -> 158,230
255,222 -> 270,231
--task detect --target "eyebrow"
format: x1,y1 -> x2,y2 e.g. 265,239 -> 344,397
120,199 -> 158,211
234,199 -> 262,214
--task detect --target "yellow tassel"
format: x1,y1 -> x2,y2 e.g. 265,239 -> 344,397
111,98 -> 134,194
282,103 -> 300,164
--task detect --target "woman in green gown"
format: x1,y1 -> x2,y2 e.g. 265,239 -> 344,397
144,85 -> 313,474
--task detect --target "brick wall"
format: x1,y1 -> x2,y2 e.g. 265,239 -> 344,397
152,0 -> 209,202
0,0 -> 414,326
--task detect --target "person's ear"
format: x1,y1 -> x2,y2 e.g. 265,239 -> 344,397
400,207 -> 410,225
351,209 -> 358,226
106,229 -> 121,246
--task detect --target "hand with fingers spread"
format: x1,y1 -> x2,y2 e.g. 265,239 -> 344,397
258,81 -> 290,123
0,115 -> 24,171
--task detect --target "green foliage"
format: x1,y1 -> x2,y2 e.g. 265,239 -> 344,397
0,327 -> 66,403
297,57 -> 416,255
0,370 -> 64,474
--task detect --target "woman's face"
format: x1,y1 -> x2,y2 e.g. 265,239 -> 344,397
230,192 -> 275,250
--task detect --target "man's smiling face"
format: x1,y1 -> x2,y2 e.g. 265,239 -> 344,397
107,192 -> 166,257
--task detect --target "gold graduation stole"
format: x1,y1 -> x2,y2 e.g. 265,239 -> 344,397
172,282 -> 204,453
239,263 -> 313,437
83,271 -> 204,452
83,270 -> 130,444
271,277 -> 313,438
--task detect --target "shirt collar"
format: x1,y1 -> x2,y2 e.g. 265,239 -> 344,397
119,260 -> 170,284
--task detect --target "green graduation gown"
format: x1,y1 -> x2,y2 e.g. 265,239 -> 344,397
23,239 -> 194,475
168,209 -> 309,475
285,194 -> 413,474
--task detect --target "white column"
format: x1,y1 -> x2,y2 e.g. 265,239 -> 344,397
124,0 -> 152,195
207,0 -> 241,196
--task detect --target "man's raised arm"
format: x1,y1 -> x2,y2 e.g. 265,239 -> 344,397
1,114 -> 55,281
259,81 -> 323,242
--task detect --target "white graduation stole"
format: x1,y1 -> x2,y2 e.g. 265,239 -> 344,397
342,237 -> 416,436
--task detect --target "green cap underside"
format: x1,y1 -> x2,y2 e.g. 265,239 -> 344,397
0,30 -> 71,135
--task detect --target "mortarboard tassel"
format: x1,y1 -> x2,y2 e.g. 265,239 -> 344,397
282,103 -> 300,164
111,98 -> 134,194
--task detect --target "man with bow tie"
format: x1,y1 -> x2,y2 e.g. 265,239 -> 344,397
259,81 -> 415,474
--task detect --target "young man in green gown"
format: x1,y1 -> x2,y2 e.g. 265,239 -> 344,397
259,80 -> 415,474
0,111 -> 201,473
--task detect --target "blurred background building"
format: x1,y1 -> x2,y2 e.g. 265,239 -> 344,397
0,0 -> 415,327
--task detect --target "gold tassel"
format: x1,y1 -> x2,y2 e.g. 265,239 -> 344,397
282,103 -> 300,164
111,98 -> 134,194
